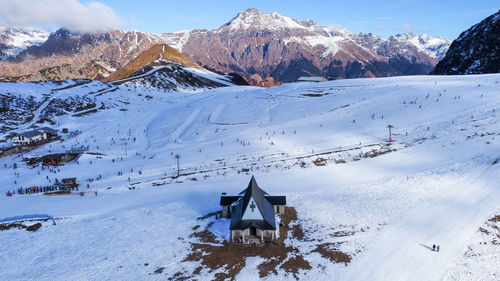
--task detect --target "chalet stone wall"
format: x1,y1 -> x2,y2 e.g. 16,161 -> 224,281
274,205 -> 285,214
231,228 -> 276,242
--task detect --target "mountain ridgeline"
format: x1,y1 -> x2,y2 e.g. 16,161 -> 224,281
104,44 -> 200,82
0,8 -> 452,85
432,10 -> 500,75
163,8 -> 450,84
106,43 -> 249,91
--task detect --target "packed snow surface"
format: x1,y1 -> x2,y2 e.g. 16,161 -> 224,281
0,74 -> 499,280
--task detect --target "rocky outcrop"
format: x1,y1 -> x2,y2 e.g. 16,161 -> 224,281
108,44 -> 246,91
0,26 -> 49,60
432,10 -> 500,75
105,44 -> 199,82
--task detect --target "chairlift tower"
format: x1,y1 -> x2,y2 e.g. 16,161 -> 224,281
387,125 -> 394,142
175,154 -> 181,176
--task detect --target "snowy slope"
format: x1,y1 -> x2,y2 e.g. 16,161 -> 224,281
0,74 -> 499,280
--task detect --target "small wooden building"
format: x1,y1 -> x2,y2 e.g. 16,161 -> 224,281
220,176 -> 286,243
61,178 -> 78,187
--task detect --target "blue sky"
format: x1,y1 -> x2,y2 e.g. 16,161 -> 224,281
1,0 -> 498,39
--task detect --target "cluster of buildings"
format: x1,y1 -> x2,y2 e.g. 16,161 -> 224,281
0,127 -> 62,157
12,127 -> 59,146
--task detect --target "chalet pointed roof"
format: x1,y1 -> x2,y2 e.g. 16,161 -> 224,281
229,176 -> 276,230
238,176 -> 269,196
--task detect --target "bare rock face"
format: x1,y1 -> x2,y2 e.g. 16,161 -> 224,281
162,8 -> 450,83
0,9 -> 451,85
104,43 -> 200,82
247,73 -> 281,87
0,26 -> 49,60
0,29 -> 165,81
104,43 -> 246,91
432,10 -> 500,75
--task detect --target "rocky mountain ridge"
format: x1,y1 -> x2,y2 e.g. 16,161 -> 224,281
0,26 -> 49,60
0,9 -> 451,85
432,10 -> 500,75
104,43 -> 200,82
0,29 -> 164,81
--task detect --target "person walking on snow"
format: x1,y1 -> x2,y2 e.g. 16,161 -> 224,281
432,244 -> 436,251
437,245 -> 440,252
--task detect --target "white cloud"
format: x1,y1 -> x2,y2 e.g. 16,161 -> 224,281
326,24 -> 349,33
400,24 -> 414,32
0,0 -> 122,33
377,24 -> 415,33
377,24 -> 433,34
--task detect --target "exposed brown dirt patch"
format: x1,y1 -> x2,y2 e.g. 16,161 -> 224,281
0,222 -> 26,231
280,255 -> 312,279
190,229 -> 218,244
331,229 -> 357,237
292,224 -> 305,241
167,271 -> 191,281
197,211 -> 219,220
488,215 -> 500,223
258,257 -> 284,277
154,267 -> 164,274
479,227 -> 490,235
280,206 -> 298,225
190,242 -> 293,281
0,221 -> 44,232
161,207 -> 354,280
26,222 -> 42,232
313,157 -> 327,166
312,243 -> 352,264
168,207 -> 301,280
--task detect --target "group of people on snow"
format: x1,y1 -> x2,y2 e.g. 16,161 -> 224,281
432,244 -> 440,252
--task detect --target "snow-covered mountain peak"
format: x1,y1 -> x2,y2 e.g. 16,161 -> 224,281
222,8 -> 306,32
391,33 -> 451,60
0,26 -> 49,59
300,19 -> 316,27
0,26 -> 49,42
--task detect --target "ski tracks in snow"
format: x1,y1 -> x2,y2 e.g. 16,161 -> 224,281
341,160 -> 500,281
170,108 -> 201,141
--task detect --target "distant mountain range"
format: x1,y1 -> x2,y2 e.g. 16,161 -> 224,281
432,10 -> 500,75
0,8 -> 451,85
0,29 -> 164,82
162,8 -> 450,84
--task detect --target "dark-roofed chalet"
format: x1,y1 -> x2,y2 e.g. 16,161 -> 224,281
220,176 -> 286,243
